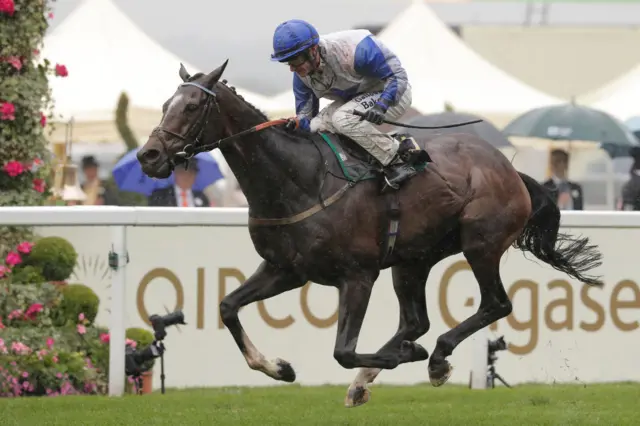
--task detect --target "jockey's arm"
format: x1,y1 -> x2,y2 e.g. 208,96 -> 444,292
353,36 -> 409,112
293,74 -> 319,131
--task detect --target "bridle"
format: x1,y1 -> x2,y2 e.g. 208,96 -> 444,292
153,82 -> 221,167
154,81 -> 287,167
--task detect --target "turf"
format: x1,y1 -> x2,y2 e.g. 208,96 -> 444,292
1,383 -> 639,425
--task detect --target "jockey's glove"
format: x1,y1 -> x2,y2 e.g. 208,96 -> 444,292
284,117 -> 299,131
362,104 -> 386,125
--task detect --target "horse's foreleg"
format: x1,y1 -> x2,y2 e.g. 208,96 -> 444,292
219,260 -> 306,382
333,271 -> 423,372
345,260 -> 432,408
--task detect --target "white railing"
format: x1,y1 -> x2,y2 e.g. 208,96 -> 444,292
2,206 -> 640,394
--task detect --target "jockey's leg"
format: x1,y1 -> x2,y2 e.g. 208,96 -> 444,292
309,100 -> 344,133
330,89 -> 420,189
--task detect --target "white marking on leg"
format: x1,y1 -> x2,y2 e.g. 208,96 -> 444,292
350,367 -> 380,389
241,332 -> 282,379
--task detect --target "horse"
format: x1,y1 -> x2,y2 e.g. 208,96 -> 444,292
137,60 -> 603,407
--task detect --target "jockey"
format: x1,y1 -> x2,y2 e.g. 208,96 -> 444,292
270,19 -> 424,188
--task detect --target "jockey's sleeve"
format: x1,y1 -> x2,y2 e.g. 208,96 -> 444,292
353,36 -> 408,111
293,74 -> 319,131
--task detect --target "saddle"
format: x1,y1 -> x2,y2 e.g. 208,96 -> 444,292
312,131 -> 432,267
312,131 -> 432,193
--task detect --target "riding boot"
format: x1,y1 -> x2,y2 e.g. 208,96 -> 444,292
383,162 -> 418,191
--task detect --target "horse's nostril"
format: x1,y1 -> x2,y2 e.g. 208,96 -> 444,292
140,148 -> 161,163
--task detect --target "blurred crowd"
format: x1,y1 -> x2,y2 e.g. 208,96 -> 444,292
74,144 -> 640,211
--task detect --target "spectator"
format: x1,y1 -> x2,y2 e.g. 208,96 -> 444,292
80,155 -> 115,205
618,146 -> 640,211
147,158 -> 210,207
542,149 -> 584,210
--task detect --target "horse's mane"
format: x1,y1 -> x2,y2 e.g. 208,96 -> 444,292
189,72 -> 312,144
189,72 -> 269,122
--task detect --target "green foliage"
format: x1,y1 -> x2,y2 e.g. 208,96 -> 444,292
54,284 -> 100,326
115,92 -> 139,151
25,236 -> 78,281
0,281 -> 62,328
126,327 -> 154,348
10,264 -> 45,285
0,0 -> 60,260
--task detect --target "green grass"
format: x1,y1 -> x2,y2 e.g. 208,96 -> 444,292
1,383 -> 639,425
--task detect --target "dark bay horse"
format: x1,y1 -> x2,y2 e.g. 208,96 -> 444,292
137,61 -> 603,407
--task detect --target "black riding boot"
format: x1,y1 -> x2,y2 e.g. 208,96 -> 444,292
383,163 -> 418,190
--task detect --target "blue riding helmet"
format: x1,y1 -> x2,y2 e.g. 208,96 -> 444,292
270,19 -> 320,62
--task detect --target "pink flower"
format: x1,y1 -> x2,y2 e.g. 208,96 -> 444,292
3,160 -> 24,177
76,324 -> 86,335
40,112 -> 46,127
21,372 -> 28,378
0,102 -> 15,120
1,56 -> 22,70
32,178 -> 45,193
52,356 -> 58,364
54,64 -> 68,77
11,342 -> 31,355
7,309 -> 22,320
55,373 -> 62,379
0,0 -> 15,16
99,333 -> 110,344
0,266 -> 9,278
24,303 -> 43,320
46,337 -> 54,349
0,338 -> 4,347
16,241 -> 33,254
5,251 -> 22,267
78,313 -> 85,321
48,12 -> 53,19
0,318 -> 4,330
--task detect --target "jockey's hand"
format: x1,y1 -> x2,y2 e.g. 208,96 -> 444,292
362,104 -> 386,125
284,117 -> 299,131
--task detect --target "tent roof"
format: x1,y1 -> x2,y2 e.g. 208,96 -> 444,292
577,64 -> 640,121
41,0 -> 272,123
376,0 -> 564,115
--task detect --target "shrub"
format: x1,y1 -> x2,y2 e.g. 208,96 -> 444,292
53,284 -> 99,326
25,236 -> 78,282
1,0 -> 60,260
0,280 -> 62,328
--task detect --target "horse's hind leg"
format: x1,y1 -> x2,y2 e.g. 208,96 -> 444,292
344,259 -> 432,408
219,260 -> 306,382
428,213 -> 524,386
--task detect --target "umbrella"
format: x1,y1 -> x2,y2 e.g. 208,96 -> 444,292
112,148 -> 224,196
396,112 -> 513,149
503,103 -> 640,157
624,116 -> 640,141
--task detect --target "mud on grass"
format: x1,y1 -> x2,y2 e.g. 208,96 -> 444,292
1,383 -> 638,426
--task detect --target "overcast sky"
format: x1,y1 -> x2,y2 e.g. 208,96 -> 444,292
48,0 -> 414,95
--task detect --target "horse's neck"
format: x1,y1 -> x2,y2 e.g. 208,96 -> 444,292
218,119 -> 321,217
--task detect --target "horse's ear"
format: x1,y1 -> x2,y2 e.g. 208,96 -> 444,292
178,63 -> 190,82
203,59 -> 229,89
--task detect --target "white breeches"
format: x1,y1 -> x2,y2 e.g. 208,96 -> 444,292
309,86 -> 412,165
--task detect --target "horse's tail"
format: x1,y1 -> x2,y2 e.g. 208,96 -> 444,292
513,172 -> 604,287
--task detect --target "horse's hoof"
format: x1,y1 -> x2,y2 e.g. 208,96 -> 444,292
275,358 -> 296,383
401,340 -> 429,362
344,385 -> 370,408
428,360 -> 453,387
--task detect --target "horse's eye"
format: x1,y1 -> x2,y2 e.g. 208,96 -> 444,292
186,104 -> 198,111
